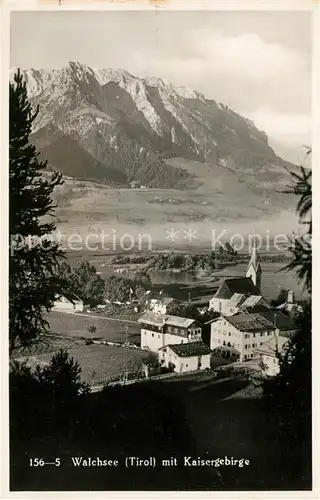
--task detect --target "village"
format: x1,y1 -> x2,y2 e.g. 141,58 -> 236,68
37,244 -> 300,390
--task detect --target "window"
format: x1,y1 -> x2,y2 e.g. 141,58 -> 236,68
252,343 -> 256,348
251,354 -> 254,358
245,334 -> 249,339
158,335 -> 160,339
244,344 -> 248,349
228,332 -> 231,336
223,341 -> 226,346
260,332 -> 264,337
260,342 -> 263,346
168,326 -> 172,332
152,333 -> 154,337
186,364 -> 188,368
253,333 -> 256,338
244,355 -> 248,360
174,328 -> 178,334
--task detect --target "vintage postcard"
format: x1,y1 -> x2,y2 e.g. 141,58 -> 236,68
2,0 -> 314,495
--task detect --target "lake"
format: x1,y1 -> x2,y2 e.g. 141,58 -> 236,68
88,259 -> 306,304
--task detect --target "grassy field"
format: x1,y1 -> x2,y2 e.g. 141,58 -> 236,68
52,157 -> 298,250
14,311 -> 144,385
45,311 -> 140,344
33,343 -> 146,385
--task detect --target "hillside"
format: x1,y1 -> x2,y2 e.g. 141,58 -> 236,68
10,62 -> 296,194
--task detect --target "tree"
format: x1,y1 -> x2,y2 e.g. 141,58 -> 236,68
88,324 -> 97,337
284,165 -> 312,293
263,157 -> 312,487
105,276 -> 132,302
9,70 -> 64,352
59,260 -> 105,306
71,260 -> 105,305
10,350 -> 89,439
133,269 -> 152,289
38,349 -> 89,397
270,288 -> 288,308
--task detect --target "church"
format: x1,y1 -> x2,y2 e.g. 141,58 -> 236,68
208,244 -> 268,316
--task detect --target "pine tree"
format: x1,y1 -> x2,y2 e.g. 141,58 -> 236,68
263,155 -> 312,487
9,70 -> 64,352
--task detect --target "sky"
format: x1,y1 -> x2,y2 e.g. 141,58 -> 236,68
10,10 -> 311,163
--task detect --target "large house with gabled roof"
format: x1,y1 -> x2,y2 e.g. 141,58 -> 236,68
158,341 -> 211,373
209,245 -> 269,316
209,277 -> 268,316
138,312 -> 202,352
209,312 -> 277,361
253,335 -> 289,376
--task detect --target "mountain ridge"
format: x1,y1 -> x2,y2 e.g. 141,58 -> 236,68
10,62 -> 296,191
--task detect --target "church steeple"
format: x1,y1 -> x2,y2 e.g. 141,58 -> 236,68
246,243 -> 262,291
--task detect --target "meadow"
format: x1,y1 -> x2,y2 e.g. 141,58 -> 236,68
44,311 -> 140,344
35,343 -> 146,385
52,157 -> 298,251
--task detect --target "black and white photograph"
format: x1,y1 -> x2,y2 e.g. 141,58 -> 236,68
6,4 -> 312,493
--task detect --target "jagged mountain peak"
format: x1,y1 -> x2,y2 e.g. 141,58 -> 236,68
10,61 -> 294,191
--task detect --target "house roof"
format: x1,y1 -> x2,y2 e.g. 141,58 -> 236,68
243,304 -> 271,314
258,310 -> 297,332
224,313 -> 276,332
254,336 -> 288,357
161,297 -> 176,307
164,315 -> 197,328
166,341 -> 211,358
138,313 -> 166,327
228,293 -> 247,308
214,277 -> 261,300
138,313 -> 196,329
241,295 -> 263,308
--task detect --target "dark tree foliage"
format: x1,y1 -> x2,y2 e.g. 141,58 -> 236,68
9,70 -> 64,351
37,349 -> 90,398
284,164 -> 312,293
10,350 -> 89,440
263,156 -> 312,488
59,260 -> 105,306
270,288 -> 288,308
104,275 -> 133,302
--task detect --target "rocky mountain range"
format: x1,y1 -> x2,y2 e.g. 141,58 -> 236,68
10,62 -> 295,189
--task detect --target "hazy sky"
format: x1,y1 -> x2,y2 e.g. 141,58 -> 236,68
11,10 -> 311,156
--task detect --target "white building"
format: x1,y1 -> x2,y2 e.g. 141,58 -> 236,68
209,313 -> 276,361
138,312 -> 202,352
209,277 -> 266,316
52,293 -> 84,312
158,341 -> 211,373
253,335 -> 289,376
276,290 -> 303,316
149,297 -> 177,316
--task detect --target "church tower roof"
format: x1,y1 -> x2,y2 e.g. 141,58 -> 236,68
246,242 -> 262,290
247,243 -> 259,271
